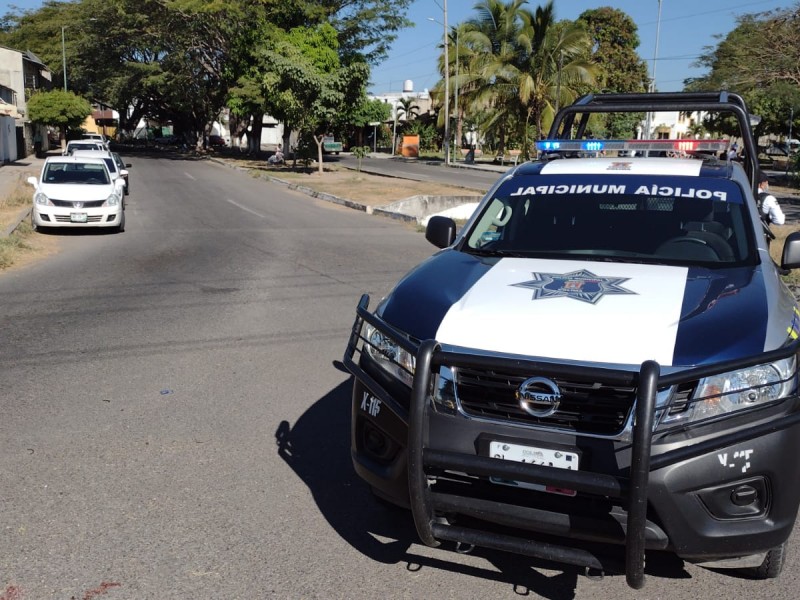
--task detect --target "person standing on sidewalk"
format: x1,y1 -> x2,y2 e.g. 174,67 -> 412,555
758,171 -> 786,225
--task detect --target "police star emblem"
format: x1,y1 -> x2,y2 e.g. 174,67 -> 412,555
513,269 -> 636,304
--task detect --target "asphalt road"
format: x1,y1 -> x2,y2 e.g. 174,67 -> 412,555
332,153 -> 505,192
1,155 -> 799,599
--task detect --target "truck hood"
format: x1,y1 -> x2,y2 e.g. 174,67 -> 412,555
379,250 -> 774,368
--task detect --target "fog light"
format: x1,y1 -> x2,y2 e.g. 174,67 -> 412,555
731,484 -> 758,507
362,421 -> 393,461
697,477 -> 768,519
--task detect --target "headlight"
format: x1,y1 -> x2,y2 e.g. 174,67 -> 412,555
363,323 -> 415,387
104,192 -> 121,207
34,192 -> 52,206
657,355 -> 797,428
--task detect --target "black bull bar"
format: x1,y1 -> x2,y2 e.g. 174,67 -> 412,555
407,339 -> 659,589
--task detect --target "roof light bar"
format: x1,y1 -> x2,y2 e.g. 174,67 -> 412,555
536,139 -> 728,153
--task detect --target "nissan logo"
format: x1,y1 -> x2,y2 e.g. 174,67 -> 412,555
73,201 -> 84,209
516,377 -> 561,418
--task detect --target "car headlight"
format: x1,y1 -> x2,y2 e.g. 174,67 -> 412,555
363,323 -> 415,387
104,192 -> 121,207
657,355 -> 797,428
34,192 -> 52,206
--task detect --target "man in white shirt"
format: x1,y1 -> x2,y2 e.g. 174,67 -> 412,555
758,171 -> 786,225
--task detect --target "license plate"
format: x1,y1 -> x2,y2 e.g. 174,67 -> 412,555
489,441 -> 579,496
70,212 -> 88,223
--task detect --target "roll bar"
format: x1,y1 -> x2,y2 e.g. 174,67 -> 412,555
547,91 -> 760,196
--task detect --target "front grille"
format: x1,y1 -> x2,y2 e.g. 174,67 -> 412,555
54,215 -> 105,223
455,367 -> 636,435
51,199 -> 105,208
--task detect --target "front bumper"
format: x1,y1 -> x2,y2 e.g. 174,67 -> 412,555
343,294 -> 800,588
34,205 -> 122,228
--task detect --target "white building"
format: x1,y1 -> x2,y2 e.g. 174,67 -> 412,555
0,45 -> 53,161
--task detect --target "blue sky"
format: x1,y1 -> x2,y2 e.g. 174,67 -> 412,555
371,0 -> 796,95
6,0 -> 796,94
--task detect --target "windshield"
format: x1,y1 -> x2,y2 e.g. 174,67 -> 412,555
42,162 -> 111,185
464,174 -> 755,266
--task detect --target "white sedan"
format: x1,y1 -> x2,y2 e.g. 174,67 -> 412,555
27,156 -> 126,233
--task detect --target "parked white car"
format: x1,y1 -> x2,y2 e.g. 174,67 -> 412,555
71,149 -> 129,198
27,156 -> 126,233
63,140 -> 106,155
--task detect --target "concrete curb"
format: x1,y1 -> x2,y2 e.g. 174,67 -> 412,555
207,157 -> 423,223
2,206 -> 31,237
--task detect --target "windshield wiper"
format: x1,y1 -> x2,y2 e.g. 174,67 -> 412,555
466,247 -> 525,258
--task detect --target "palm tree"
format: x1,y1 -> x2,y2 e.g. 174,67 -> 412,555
396,97 -> 420,125
455,0 -> 597,158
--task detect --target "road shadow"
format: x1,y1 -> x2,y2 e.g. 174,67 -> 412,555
274,362 -> 691,597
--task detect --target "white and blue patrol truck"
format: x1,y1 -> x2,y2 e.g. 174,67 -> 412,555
343,92 -> 800,588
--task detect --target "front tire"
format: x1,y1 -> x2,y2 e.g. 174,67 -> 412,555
114,211 -> 125,233
30,210 -> 46,234
743,542 -> 787,579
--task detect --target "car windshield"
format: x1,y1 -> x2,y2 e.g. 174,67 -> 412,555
464,174 -> 755,266
42,162 -> 111,185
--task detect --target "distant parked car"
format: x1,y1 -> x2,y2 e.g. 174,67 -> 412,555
81,133 -> 109,149
71,150 -> 128,201
64,140 -> 105,155
112,152 -> 131,195
208,135 -> 226,147
26,156 -> 126,233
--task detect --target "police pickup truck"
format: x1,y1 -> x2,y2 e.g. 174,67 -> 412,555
343,92 -> 800,588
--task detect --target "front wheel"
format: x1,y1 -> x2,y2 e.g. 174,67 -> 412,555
114,211 -> 125,234
30,210 -> 46,234
743,542 -> 787,579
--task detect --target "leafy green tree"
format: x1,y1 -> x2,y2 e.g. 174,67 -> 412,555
457,0 -> 596,158
687,6 -> 800,139
577,7 -> 648,137
261,23 -> 369,173
347,97 -> 391,147
26,89 -> 92,145
2,0 -> 414,153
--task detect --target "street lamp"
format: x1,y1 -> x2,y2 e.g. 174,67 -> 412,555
428,5 -> 452,165
643,0 -> 663,140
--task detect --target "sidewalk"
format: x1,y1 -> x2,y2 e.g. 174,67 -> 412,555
0,152 -> 47,199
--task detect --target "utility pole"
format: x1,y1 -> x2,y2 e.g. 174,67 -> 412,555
442,0 -> 450,166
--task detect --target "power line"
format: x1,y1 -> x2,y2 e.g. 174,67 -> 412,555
638,0 -> 790,26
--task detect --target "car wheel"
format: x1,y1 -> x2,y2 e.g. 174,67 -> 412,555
115,211 -> 126,233
30,210 -> 45,233
742,542 -> 787,579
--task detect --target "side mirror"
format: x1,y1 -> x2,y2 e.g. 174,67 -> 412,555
119,169 -> 129,177
125,163 -> 132,168
26,176 -> 37,187
425,216 -> 457,249
115,178 -> 126,189
781,231 -> 800,270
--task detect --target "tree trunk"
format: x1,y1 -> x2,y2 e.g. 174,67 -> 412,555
249,112 -> 264,155
229,113 -> 249,152
314,134 -> 324,175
